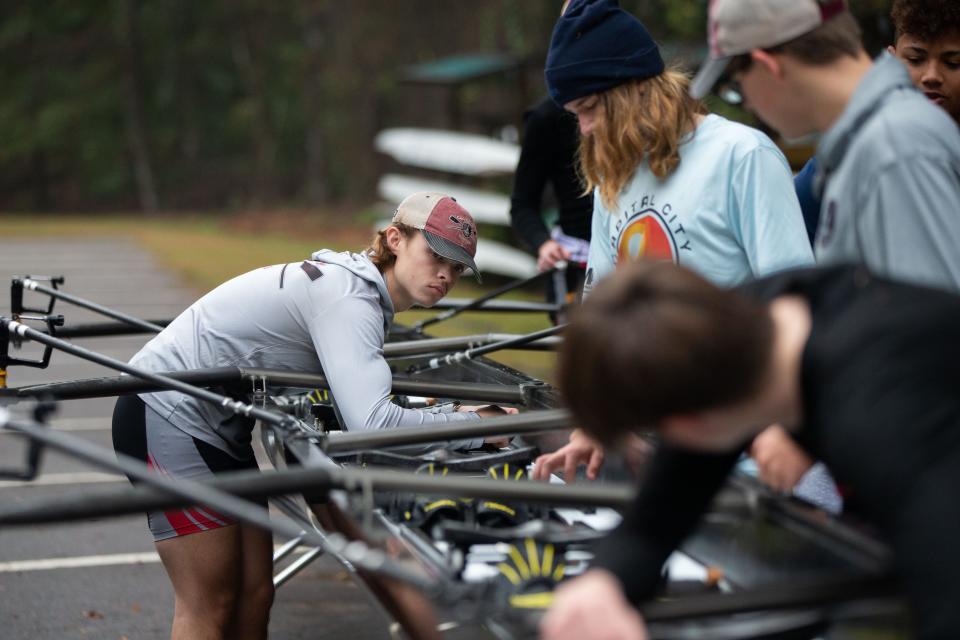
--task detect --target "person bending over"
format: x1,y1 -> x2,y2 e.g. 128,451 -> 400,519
112,192 -> 515,640
697,0 -> 960,512
692,0 -> 960,291
540,261 -> 960,640
533,0 -> 814,483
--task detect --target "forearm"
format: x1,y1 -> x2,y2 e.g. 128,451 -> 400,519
591,445 -> 742,603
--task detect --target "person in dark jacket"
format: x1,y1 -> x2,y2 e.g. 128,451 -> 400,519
509,96 -> 592,318
541,261 -> 960,640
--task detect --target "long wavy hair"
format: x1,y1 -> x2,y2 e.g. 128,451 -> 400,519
579,68 -> 707,210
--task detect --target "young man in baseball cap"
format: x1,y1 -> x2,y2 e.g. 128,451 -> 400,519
692,0 -> 960,293
112,191 -> 511,639
389,191 -> 482,287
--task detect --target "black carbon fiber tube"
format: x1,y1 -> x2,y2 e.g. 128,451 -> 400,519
0,450 -> 632,526
1,318 -> 294,429
407,325 -> 565,374
323,408 -> 571,453
3,367 -> 528,405
19,278 -> 165,333
55,319 -> 171,338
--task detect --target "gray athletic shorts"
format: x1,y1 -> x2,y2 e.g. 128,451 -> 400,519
112,395 -> 261,542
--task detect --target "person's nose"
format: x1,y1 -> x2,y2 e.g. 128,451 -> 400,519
920,61 -> 944,87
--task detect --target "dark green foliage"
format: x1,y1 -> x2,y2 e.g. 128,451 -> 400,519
0,0 -> 893,212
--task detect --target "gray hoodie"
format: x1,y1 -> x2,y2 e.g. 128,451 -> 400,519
814,54 -> 960,292
130,249 -> 481,458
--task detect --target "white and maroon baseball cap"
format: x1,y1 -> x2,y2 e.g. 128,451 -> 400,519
690,0 -> 848,99
392,192 -> 482,282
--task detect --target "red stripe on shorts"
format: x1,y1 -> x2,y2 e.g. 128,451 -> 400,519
148,454 -> 208,536
187,506 -> 234,529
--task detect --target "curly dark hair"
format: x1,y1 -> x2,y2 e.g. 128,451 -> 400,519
891,0 -> 960,42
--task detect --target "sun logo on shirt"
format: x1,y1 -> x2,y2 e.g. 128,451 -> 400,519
617,211 -> 676,263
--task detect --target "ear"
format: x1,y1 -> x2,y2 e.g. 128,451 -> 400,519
384,225 -> 404,253
886,44 -> 897,56
750,48 -> 784,80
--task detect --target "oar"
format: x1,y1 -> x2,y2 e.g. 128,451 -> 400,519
407,324 -> 565,374
413,266 -> 559,332
14,277 -> 165,333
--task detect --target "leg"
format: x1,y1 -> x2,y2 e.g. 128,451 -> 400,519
311,502 -> 443,640
133,404 -> 267,639
227,522 -> 275,640
157,525 -> 243,640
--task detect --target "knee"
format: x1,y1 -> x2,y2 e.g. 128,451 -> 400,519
209,586 -> 243,617
175,588 -> 240,631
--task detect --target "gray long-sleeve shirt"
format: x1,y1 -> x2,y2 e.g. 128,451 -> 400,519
130,249 -> 481,458
814,54 -> 960,292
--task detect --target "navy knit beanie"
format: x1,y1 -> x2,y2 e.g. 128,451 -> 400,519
545,0 -> 665,107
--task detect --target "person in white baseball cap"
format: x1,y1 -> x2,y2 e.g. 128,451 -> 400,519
690,0 -> 960,292
689,0 -> 960,570
689,0 -> 850,103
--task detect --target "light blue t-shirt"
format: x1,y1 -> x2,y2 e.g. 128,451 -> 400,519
584,114 -> 814,295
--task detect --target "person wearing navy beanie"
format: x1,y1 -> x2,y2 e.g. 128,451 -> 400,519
545,0 -> 665,107
538,0 -> 811,304
536,6 -> 825,637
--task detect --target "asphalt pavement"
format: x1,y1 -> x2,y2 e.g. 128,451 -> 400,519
0,237 -> 393,639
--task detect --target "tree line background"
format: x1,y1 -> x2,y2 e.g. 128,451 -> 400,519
0,0 -> 893,214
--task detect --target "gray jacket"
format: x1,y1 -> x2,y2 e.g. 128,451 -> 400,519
814,54 -> 960,292
131,249 -> 481,458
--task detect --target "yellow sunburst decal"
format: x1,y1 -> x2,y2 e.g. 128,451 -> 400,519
496,538 -> 566,609
497,538 -> 566,589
